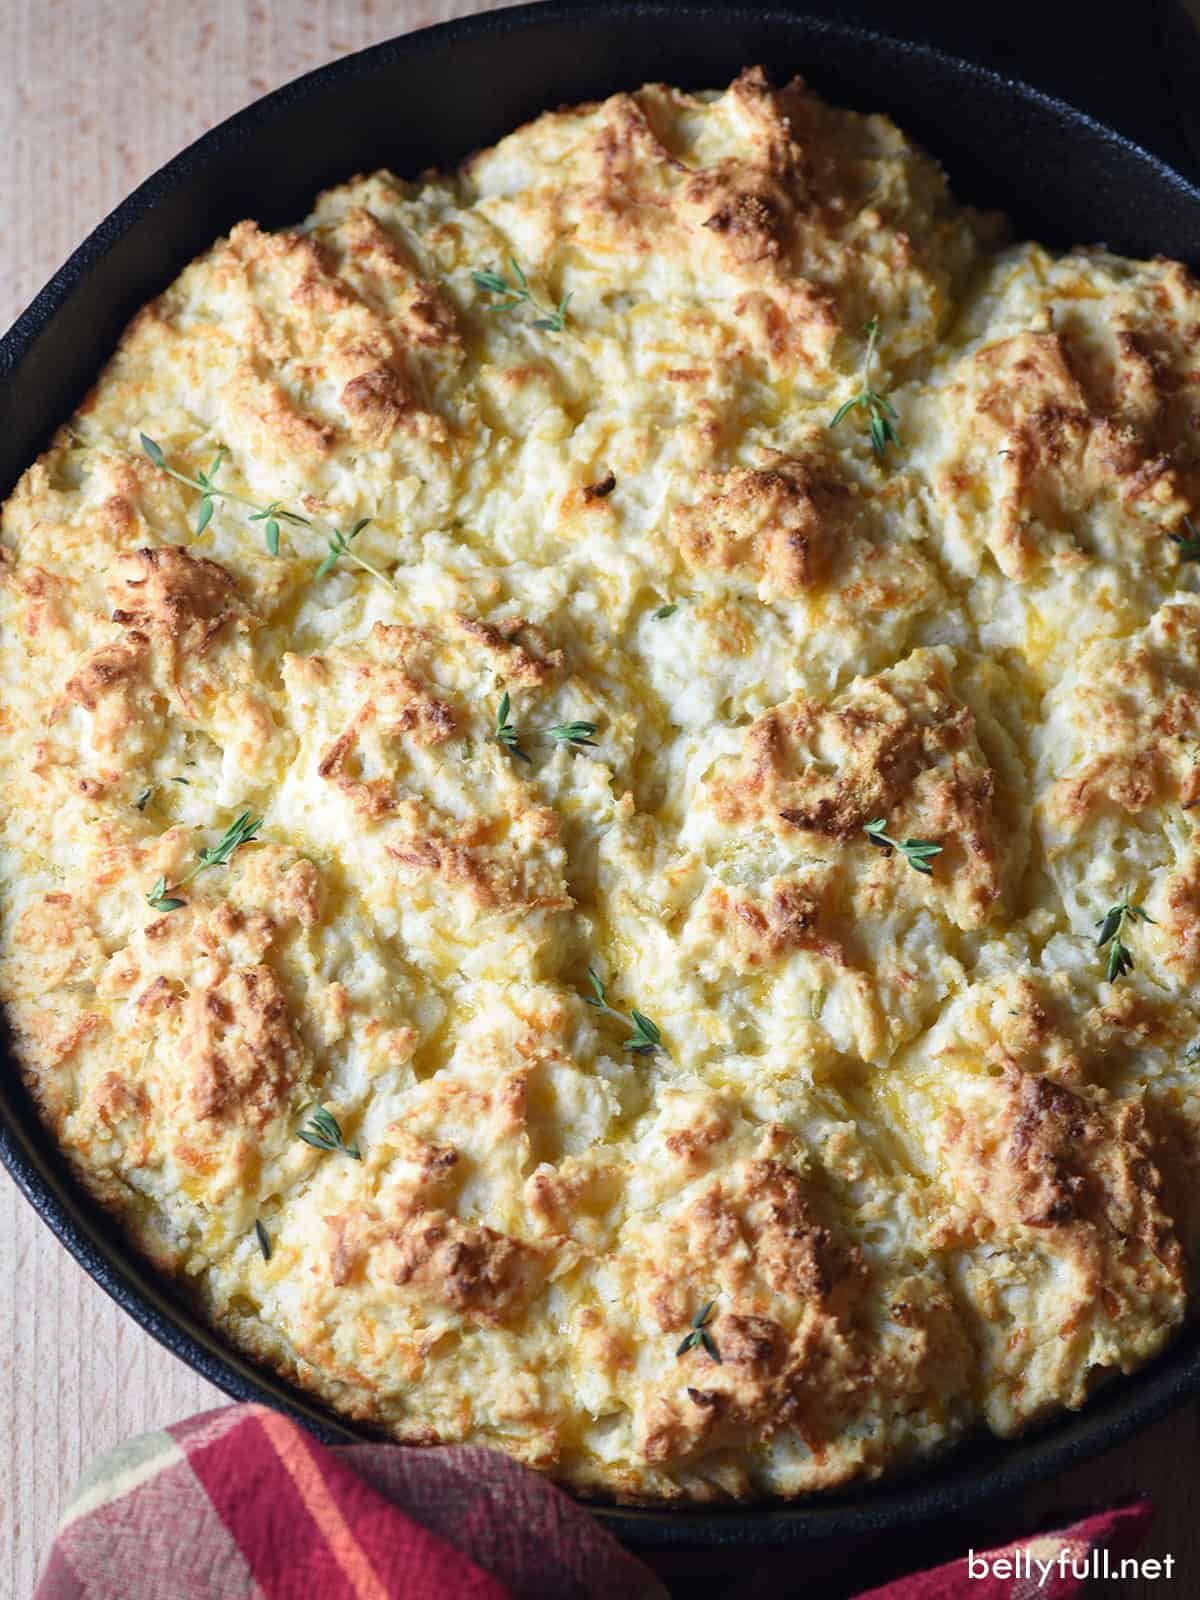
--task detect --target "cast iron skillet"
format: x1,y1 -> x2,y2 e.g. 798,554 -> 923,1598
4,0 -> 1200,1547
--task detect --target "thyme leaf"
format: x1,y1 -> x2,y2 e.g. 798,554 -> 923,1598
144,809 -> 263,913
140,434 -> 310,542
828,320 -> 900,460
1096,894 -> 1154,983
628,1009 -> 662,1053
863,817 -> 942,875
583,966 -> 664,1055
494,695 -> 597,760
472,256 -> 571,333
249,500 -> 297,557
295,1105 -> 361,1160
255,1220 -> 273,1261
313,517 -> 393,589
494,691 -> 531,763
676,1298 -> 721,1362
139,434 -> 392,589
1171,516 -> 1200,562
547,720 -> 597,748
146,877 -> 185,914
193,448 -> 225,536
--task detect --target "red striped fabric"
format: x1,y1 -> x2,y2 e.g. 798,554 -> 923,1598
34,1403 -> 1157,1600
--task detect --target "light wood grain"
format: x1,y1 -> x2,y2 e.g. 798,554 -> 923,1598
1,4 -> 1198,1597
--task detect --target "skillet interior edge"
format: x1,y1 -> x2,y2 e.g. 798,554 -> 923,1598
4,0 -> 1200,1544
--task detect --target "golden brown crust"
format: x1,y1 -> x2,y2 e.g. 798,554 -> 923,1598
935,1062 -> 1183,1301
928,253 -> 1200,586
968,330 -> 1178,579
446,613 -> 564,686
182,962 -> 302,1127
220,219 -> 459,452
1046,599 -> 1200,831
741,1158 -> 866,1303
702,880 -> 823,968
670,454 -> 853,598
390,1212 -> 548,1323
707,650 -> 1007,929
108,546 -> 247,649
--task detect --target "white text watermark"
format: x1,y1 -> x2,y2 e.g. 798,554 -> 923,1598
968,1548 -> 1176,1586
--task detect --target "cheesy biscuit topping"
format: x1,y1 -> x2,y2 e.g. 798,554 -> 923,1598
3,67 -> 1200,1502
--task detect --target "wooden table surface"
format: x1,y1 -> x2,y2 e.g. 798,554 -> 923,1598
1,3 -> 1198,1595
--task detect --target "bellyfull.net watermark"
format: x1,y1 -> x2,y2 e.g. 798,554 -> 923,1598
968,1548 -> 1176,1586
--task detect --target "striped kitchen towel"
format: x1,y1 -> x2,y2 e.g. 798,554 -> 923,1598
33,1403 -> 1155,1599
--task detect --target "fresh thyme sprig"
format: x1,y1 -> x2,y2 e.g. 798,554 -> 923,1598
493,695 -> 597,762
863,817 -> 942,876
139,434 -> 392,589
494,691 -> 531,763
295,1105 -> 361,1160
145,808 -> 263,912
1096,893 -> 1154,982
828,319 -> 900,460
1171,516 -> 1200,562
255,1220 -> 273,1261
140,434 -> 310,551
472,257 -> 572,333
584,966 -> 663,1055
676,1299 -> 721,1363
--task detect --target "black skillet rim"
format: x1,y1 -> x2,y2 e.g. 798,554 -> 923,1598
3,0 -> 1200,1546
